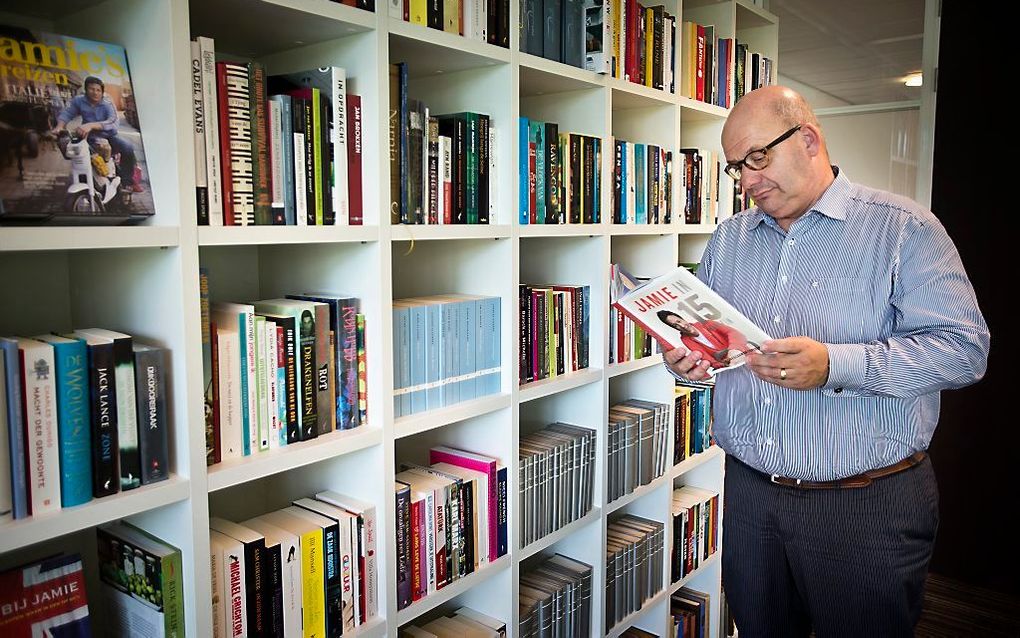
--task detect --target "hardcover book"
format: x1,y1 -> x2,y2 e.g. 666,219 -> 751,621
612,265 -> 771,374
0,554 -> 92,637
0,24 -> 154,224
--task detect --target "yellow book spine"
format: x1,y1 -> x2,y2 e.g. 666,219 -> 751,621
411,0 -> 427,26
645,8 -> 653,87
301,529 -> 326,638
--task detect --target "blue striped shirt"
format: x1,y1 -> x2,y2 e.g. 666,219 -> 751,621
681,169 -> 989,481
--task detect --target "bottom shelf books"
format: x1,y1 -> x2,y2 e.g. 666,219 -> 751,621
401,606 -> 507,637
519,554 -> 593,637
394,446 -> 509,610
520,422 -> 596,547
671,587 -> 711,638
0,554 -> 92,637
208,491 -> 378,638
606,515 -> 666,630
670,486 -> 719,583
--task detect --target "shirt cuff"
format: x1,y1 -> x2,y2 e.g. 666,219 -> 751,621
662,360 -> 688,383
824,343 -> 867,391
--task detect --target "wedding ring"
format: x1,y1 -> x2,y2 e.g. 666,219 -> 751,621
779,368 -> 787,380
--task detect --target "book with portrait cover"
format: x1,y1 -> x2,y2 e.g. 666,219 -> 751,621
612,264 -> 771,374
0,24 -> 155,224
0,554 -> 92,637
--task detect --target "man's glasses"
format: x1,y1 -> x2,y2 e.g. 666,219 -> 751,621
724,124 -> 802,181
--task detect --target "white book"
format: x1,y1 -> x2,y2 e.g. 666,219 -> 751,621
463,0 -> 484,41
197,36 -> 223,224
388,0 -> 402,20
243,517 -> 302,638
0,356 -> 11,522
254,317 -> 269,452
441,135 -> 453,224
17,338 -> 60,515
331,67 -> 350,224
422,106 -> 430,225
212,303 -> 257,457
431,462 -> 488,567
190,40 -> 208,218
315,490 -> 379,621
217,327 -> 243,460
265,321 -> 281,450
209,529 -> 246,638
294,129 -> 308,225
268,99 -> 285,216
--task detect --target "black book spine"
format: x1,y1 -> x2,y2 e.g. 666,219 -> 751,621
543,0 -> 561,59
497,466 -> 508,557
87,342 -> 119,497
569,135 -> 581,223
582,136 -> 594,223
264,543 -> 284,637
275,317 -> 300,445
245,539 -> 266,638
133,345 -> 169,485
302,98 -> 316,225
320,94 -> 335,226
395,486 -> 412,609
555,293 -> 565,375
460,480 -> 475,574
298,312 -> 318,441
321,522 -> 343,638
428,0 -> 444,29
649,144 -> 660,224
438,116 -> 467,223
544,122 -> 559,224
428,118 -> 440,224
477,114 -> 490,224
519,285 -> 531,383
108,335 -> 141,491
652,6 -> 664,90
536,292 -> 548,379
486,0 -> 498,45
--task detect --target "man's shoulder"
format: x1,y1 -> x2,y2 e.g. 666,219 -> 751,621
846,181 -> 938,230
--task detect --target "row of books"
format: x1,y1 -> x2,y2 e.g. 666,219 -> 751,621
209,490 -> 378,638
518,284 -> 591,384
388,0 -> 511,48
1,331 -> 170,522
674,384 -> 713,465
202,284 -> 367,465
395,445 -> 509,609
609,264 -> 658,365
607,399 -> 671,503
606,514 -> 665,629
392,295 -> 501,418
519,422 -> 596,546
679,148 -> 735,226
97,522 -> 185,637
390,63 -> 495,225
518,118 -> 604,225
401,606 -> 507,636
671,485 -> 719,583
592,0 -> 678,92
672,588 -> 712,638
0,523 -> 184,638
518,553 -> 594,637
612,141 -> 674,225
191,37 -> 365,226
682,24 -> 775,108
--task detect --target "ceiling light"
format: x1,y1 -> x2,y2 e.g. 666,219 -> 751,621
904,72 -> 923,87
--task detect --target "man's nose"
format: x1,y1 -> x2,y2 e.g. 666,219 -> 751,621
740,168 -> 762,191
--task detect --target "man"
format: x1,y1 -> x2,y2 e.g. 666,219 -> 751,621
656,309 -> 751,369
664,86 -> 989,637
53,75 -> 138,191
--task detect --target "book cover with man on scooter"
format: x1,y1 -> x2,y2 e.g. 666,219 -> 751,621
0,23 -> 155,224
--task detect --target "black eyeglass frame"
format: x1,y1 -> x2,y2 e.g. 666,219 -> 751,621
724,124 -> 802,180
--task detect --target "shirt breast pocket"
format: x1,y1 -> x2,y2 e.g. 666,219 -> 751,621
806,276 -> 871,343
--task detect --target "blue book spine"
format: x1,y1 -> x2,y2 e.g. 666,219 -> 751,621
51,340 -> 92,507
447,301 -> 462,405
459,298 -> 477,401
409,304 -> 427,414
620,141 -> 628,223
393,305 -> 410,418
474,297 -> 487,399
238,311 -> 251,456
530,121 -> 546,224
425,304 -> 442,410
636,144 -> 647,224
1,339 -> 29,518
519,117 -> 530,224
480,296 -> 501,396
440,301 -> 456,407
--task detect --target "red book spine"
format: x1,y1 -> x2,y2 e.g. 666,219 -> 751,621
347,95 -> 364,225
216,62 -> 235,224
410,499 -> 422,601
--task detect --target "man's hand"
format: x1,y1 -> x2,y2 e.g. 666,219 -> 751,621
747,336 -> 829,390
664,346 -> 712,382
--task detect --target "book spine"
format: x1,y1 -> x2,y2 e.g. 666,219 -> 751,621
292,97 -> 308,225
395,486 -> 412,609
197,38 -> 223,225
86,342 -> 119,498
356,313 -> 368,425
191,41 -> 209,225
220,62 -> 255,225
20,343 -> 60,514
347,95 -> 364,225
302,97 -> 316,225
265,323 -> 281,449
254,317 -> 269,452
497,465 -> 508,557
251,63 -> 272,225
134,346 -> 170,485
279,318 -> 299,444
50,340 -> 91,507
478,114 -> 490,224
218,329 -> 242,459
332,68 -> 350,225
267,99 -> 285,224
225,540 -> 247,638
427,117 -> 440,225
298,311 -> 318,441
313,304 -> 333,437
299,529 -> 326,638
201,270 -> 220,465
519,117 -> 529,224
1,341 -> 28,519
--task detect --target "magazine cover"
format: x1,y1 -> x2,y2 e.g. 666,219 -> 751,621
0,24 -> 155,224
613,264 -> 772,375
0,553 -> 92,637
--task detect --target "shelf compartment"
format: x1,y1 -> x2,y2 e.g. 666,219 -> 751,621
519,53 -> 606,96
0,477 -> 190,554
395,554 -> 512,626
207,425 -> 383,492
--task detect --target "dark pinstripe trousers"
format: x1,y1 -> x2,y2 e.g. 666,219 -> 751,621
722,454 -> 939,638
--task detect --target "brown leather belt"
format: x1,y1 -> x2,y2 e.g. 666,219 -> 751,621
768,451 -> 927,489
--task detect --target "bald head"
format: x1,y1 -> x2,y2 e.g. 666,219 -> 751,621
720,86 -> 835,230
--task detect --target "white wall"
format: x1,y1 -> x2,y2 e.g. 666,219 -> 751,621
817,109 -> 920,201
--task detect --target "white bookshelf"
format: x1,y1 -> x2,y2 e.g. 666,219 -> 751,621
0,0 -> 776,636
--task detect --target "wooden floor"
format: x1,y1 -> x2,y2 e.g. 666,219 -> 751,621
915,574 -> 1020,637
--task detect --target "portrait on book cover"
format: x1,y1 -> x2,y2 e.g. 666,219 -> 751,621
0,24 -> 155,224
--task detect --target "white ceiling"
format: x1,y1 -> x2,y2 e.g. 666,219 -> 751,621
770,0 -> 925,105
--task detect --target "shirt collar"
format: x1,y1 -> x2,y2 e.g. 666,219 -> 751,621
749,166 -> 851,230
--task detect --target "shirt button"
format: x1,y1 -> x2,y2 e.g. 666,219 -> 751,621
788,239 -> 796,246
773,316 -> 781,323
834,388 -> 843,394
763,397 -> 771,405
766,438 -> 774,446
781,275 -> 788,283
812,280 -> 819,288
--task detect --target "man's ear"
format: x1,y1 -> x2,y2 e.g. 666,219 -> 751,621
800,123 -> 823,158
